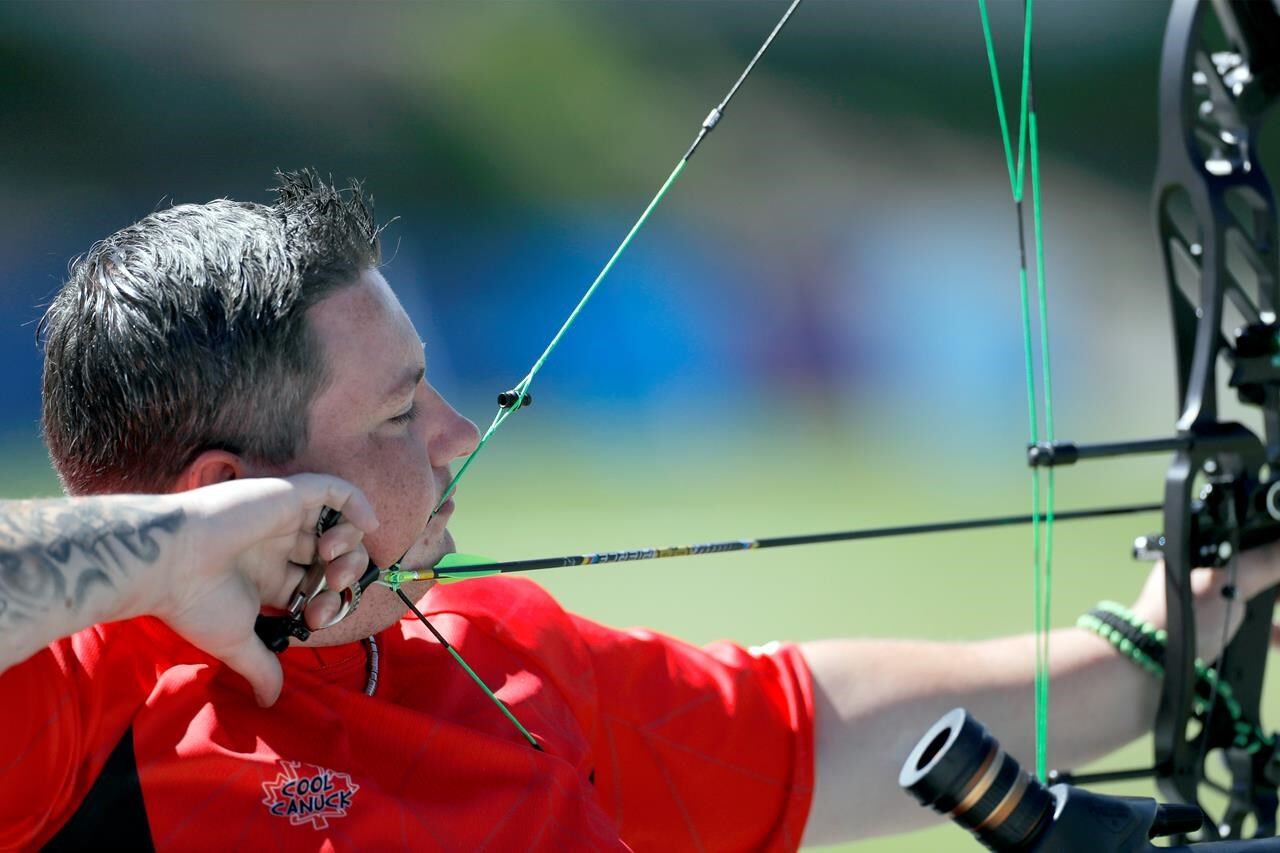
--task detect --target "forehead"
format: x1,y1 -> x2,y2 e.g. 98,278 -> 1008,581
307,269 -> 422,408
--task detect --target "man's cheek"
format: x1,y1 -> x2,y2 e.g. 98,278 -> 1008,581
338,448 -> 434,561
369,500 -> 434,566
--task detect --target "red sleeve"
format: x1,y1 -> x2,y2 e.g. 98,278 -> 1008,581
572,616 -> 815,852
0,618 -> 163,849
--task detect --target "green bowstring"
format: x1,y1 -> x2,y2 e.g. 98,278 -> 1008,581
377,158 -> 690,589
431,158 -> 690,521
979,0 -> 1056,782
428,0 -> 804,523
393,0 -> 804,757
393,157 -> 691,753
1030,106 -> 1056,785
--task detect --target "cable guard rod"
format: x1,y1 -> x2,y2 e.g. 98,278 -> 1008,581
1028,436 -> 1194,468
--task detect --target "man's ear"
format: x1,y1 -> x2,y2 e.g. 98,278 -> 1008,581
175,450 -> 249,492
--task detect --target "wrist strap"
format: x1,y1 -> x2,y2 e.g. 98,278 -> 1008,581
1077,600 -> 1166,677
1077,600 -> 1270,752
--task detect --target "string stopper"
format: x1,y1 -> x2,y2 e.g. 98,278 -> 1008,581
497,390 -> 532,409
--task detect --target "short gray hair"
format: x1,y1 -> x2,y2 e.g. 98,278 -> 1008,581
40,170 -> 381,495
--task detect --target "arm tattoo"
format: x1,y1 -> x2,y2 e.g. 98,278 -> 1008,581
0,498 -> 185,631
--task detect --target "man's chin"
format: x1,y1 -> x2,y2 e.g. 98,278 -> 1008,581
387,529 -> 456,575
294,528 -> 457,648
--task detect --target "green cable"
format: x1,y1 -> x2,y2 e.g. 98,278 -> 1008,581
979,0 -> 1054,782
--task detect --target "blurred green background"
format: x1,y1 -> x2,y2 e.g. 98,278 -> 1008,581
3,1 -> 1279,849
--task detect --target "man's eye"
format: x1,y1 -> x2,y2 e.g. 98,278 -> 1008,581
389,404 -> 418,425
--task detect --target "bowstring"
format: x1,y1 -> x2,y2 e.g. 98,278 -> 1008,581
380,0 -> 806,757
427,0 -> 806,526
979,0 -> 1056,782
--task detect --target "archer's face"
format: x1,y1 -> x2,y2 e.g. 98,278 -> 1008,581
281,268 -> 479,644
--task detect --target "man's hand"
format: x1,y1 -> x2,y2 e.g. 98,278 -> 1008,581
1129,541 -> 1280,662
155,475 -> 379,707
0,476 -> 377,708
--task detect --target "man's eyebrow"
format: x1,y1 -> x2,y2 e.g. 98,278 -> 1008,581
383,364 -> 425,402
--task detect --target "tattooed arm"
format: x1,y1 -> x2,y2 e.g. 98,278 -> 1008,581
0,475 -> 377,705
0,494 -> 185,668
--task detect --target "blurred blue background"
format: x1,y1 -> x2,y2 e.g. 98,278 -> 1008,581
3,1 -> 1273,849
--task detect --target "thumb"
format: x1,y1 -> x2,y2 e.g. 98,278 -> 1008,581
214,634 -> 285,707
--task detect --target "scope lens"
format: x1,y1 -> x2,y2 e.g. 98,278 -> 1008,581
899,708 -> 1055,851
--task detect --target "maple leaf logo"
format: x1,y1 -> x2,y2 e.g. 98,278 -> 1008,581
261,761 -> 360,830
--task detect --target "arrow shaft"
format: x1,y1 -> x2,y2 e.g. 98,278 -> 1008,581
383,501 -> 1162,584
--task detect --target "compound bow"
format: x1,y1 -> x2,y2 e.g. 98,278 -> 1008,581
260,0 -> 1280,846
1031,0 -> 1280,843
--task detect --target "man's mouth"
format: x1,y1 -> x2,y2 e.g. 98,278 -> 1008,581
410,492 -> 455,559
431,494 -> 455,527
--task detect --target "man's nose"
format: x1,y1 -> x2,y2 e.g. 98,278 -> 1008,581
425,387 -> 480,465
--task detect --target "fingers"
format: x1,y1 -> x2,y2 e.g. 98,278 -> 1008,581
259,561 -> 308,612
317,520 -> 368,567
302,548 -> 369,630
288,530 -> 316,566
188,474 -> 379,557
214,632 -> 286,707
304,589 -> 344,630
289,474 -> 380,536
260,508 -> 371,630
271,493 -> 371,605
321,544 -> 369,592
278,476 -> 376,573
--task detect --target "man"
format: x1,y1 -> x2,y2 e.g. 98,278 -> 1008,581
4,170 -> 1277,850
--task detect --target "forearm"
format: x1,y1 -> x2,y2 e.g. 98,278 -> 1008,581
0,496 -> 183,672
798,628 -> 1153,845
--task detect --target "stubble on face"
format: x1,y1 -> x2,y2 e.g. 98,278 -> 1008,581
266,270 -> 472,646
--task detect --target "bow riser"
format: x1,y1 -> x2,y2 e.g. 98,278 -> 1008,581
1152,0 -> 1280,839
1156,432 -> 1280,838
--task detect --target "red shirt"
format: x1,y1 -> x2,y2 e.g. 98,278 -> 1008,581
1,577 -> 814,851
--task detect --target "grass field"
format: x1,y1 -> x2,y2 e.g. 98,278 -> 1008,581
5,418 -> 1276,850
